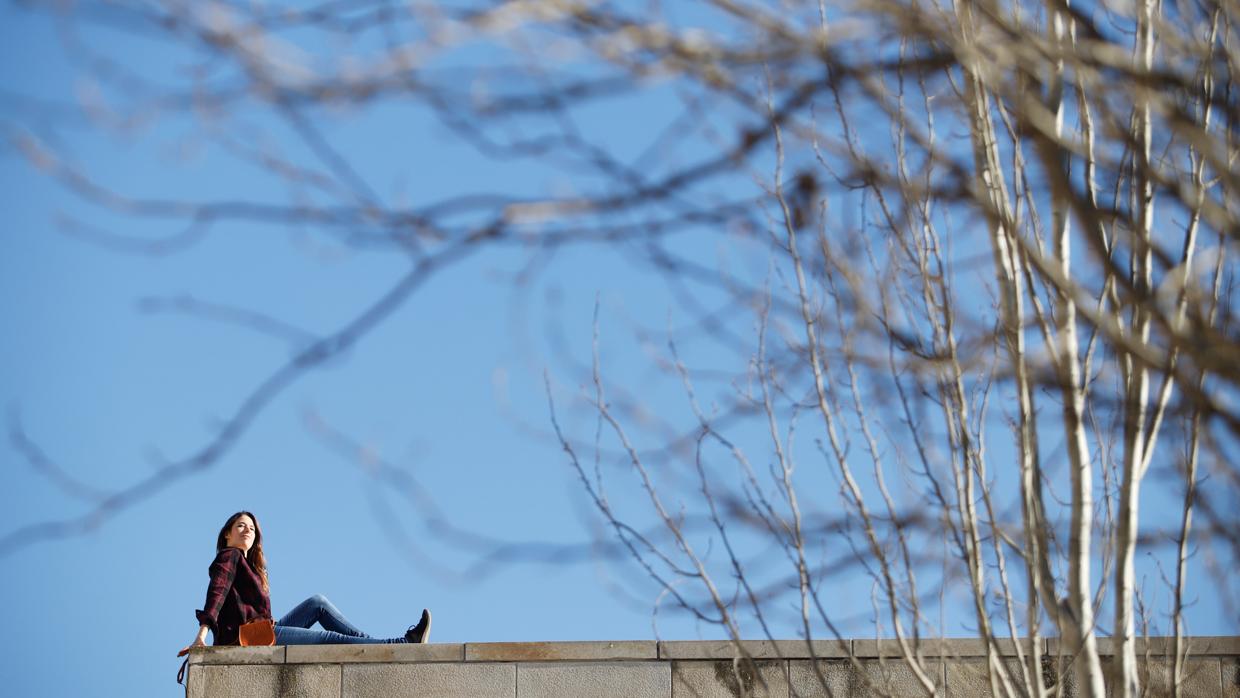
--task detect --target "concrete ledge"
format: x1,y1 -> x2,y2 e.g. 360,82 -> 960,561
1133,658 -> 1224,697
945,658 -> 1032,698
789,660 -> 852,697
185,637 -> 1239,698
1048,636 -> 1240,657
287,643 -> 464,663
518,661 -> 669,698
1223,656 -> 1240,698
189,646 -> 286,665
344,661 -> 514,698
672,659 -> 790,698
187,664 -> 340,698
466,641 -> 655,661
857,658 -> 944,697
660,640 -> 849,659
852,638 -> 1042,658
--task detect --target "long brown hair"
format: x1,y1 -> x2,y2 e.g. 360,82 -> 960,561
216,511 -> 269,592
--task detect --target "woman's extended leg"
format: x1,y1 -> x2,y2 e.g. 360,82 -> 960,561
275,594 -> 432,645
275,626 -> 406,645
278,594 -> 370,637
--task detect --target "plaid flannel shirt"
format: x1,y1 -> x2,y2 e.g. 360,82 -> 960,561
195,546 -> 272,645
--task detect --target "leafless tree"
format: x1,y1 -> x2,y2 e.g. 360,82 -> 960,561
4,1 -> 1237,697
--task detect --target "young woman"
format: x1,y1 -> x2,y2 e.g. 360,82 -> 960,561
179,511 -> 431,653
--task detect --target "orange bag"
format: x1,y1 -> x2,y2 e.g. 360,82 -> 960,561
238,618 -> 276,646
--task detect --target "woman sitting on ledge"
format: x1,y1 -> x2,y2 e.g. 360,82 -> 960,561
179,511 -> 431,654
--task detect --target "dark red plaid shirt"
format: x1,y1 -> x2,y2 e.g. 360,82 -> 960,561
195,546 -> 272,645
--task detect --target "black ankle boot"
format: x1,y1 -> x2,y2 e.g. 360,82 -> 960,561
405,609 -> 431,643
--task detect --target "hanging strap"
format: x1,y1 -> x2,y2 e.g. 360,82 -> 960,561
176,656 -> 190,686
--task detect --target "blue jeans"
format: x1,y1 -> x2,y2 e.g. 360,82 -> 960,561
274,594 -> 406,645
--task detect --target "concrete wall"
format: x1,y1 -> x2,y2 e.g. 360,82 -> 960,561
184,637 -> 1240,697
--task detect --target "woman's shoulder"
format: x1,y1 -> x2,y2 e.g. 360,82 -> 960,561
211,547 -> 245,562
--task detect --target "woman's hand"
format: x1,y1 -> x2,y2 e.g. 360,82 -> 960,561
176,638 -> 204,657
177,626 -> 210,657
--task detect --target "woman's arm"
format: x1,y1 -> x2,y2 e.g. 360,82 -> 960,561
181,547 -> 241,655
195,547 -> 241,632
178,625 -> 210,657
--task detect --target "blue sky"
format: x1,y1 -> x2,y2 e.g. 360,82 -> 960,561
0,6 -> 770,695
1,2 -> 1235,696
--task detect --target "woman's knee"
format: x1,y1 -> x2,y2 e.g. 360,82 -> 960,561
298,593 -> 331,611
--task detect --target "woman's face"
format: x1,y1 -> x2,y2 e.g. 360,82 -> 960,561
224,515 -> 257,553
